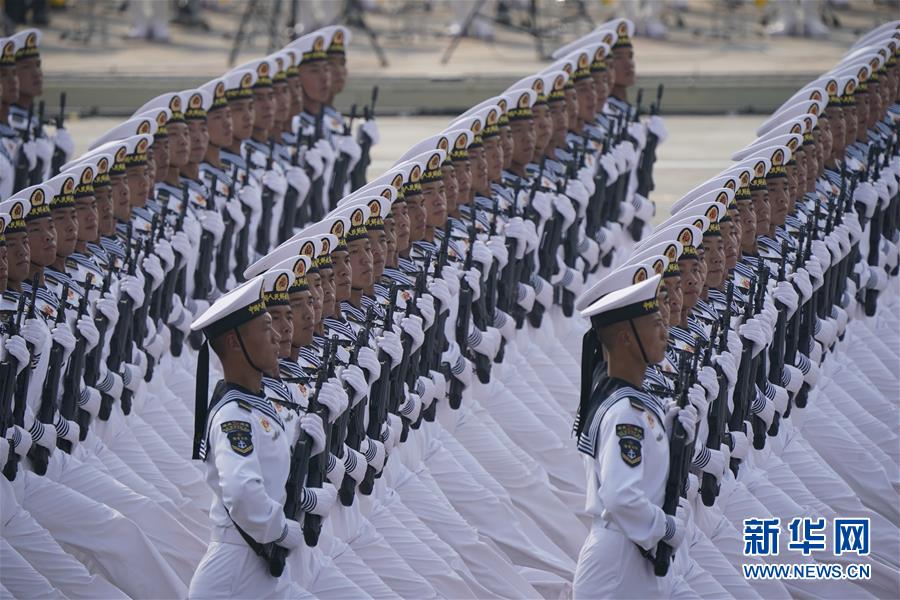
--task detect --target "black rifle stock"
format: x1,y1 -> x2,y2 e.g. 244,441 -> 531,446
59,275 -> 93,453
50,92 -> 67,176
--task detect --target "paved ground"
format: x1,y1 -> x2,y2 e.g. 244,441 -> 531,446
70,113 -> 761,224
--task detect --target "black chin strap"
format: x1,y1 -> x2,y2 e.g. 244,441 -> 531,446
235,328 -> 266,375
627,318 -> 651,365
575,329 -> 602,439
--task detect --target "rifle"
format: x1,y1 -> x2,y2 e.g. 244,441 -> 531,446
749,262 -> 770,450
255,141 -> 277,256
13,104 -> 33,193
28,282 -> 69,475
135,220 -> 159,381
636,83 -> 664,200
169,184 -> 191,356
216,167 -> 239,290
338,307 -> 373,506
400,253 -> 432,435
329,104 -> 357,212
50,92 -> 67,177
350,86 -> 378,191
265,347 -> 331,575
309,111 -> 326,224
303,337 -> 338,546
360,283 -> 398,495
766,244 -> 789,437
88,264 -> 115,423
195,175 -> 218,301
1,294 -> 28,481
28,101 -> 46,186
728,276 -> 756,476
116,230 -> 141,415
517,157 -> 546,328
234,147 -> 254,278
700,281 -> 733,506
464,222 -> 492,384
59,274 -> 93,453
653,348 -> 692,576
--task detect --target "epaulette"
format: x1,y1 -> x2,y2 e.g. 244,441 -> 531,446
629,397 -> 646,412
236,399 -> 254,412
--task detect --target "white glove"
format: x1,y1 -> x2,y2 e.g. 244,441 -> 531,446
280,519 -> 304,550
598,152 -> 618,183
739,322 -> 768,357
400,315 -> 425,352
224,198 -> 247,230
565,180 -> 589,213
617,200 -> 636,227
472,240 -> 494,272
141,254 -> 165,291
55,415 -> 80,445
864,265 -> 887,291
376,331 -> 403,368
325,452 -> 346,487
533,275 -> 553,308
119,274 -> 144,306
313,139 -> 336,167
238,183 -> 263,216
577,166 -> 595,196
20,139 -> 38,170
773,280 -> 799,318
303,483 -> 337,517
430,369 -> 448,400
530,191 -> 554,222
442,265 -> 461,296
416,374 -> 437,411
697,365 -> 719,402
53,128 -> 75,157
647,115 -> 669,142
358,119 -> 380,145
627,121 -> 647,149
336,135 -> 362,164
262,169 -> 287,197
3,335 -> 30,374
154,239 -> 176,272
429,278 -> 452,313
144,330 -> 167,362
470,324 -> 501,358
503,219 -> 529,259
356,345 -> 380,385
361,436 -> 387,471
383,414 -> 403,452
486,235 -> 509,269
30,419 -> 57,450
553,194 -> 577,229
792,268 -> 812,303
463,268 -> 481,302
516,283 -> 536,312
664,503 -> 688,550
318,379 -> 349,422
51,324 -> 77,363
805,256 -> 824,289
493,308 -> 516,341
340,364 -> 369,407
285,165 -> 311,200
21,317 -> 51,355
752,389 -> 776,427
75,315 -> 100,352
303,146 -> 325,180
416,295 -> 436,330
666,400 -> 698,444
343,446 -> 368,482
299,412 -> 327,455
770,383 -> 789,415
712,352 -> 737,388
34,137 -> 53,166
729,429 -> 750,460
96,292 -> 119,325
687,382 -> 710,422
198,210 -> 226,245
399,390 -> 423,423
168,231 -> 191,263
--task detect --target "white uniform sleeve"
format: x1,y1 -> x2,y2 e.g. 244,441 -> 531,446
210,407 -> 286,544
596,408 -> 668,551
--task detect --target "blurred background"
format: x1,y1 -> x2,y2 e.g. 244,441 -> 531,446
5,0 -> 896,213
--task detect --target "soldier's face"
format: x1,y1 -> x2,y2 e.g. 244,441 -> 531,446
737,200 -> 756,253
267,305 -> 293,357
391,202 -> 410,251
592,71 -> 609,107
168,122 -> 191,168
453,160 -> 471,205
273,82 -> 290,125
289,290 -> 315,347
406,195 -> 426,241
348,237 -> 373,289
856,93 -> 869,138
15,56 -> 41,98
564,89 -> 578,131
0,66 -> 18,105
483,137 -> 503,182
95,186 -> 115,236
820,121 -> 833,163
664,275 -> 682,323
368,230 -> 386,279
612,47 -> 635,88
252,88 -> 275,134
74,196 -> 98,242
307,271 -> 323,324
207,107 -> 233,148
126,165 -> 150,208
500,126 -> 514,169
633,310 -> 667,365
423,180 -> 447,226
327,55 -> 347,96
5,231 -> 28,284
703,235 -> 725,289
319,266 -> 335,317
26,217 -> 56,268
154,137 -> 170,172
805,145 -> 817,191
239,313 -> 280,374
441,165 -> 458,211
288,77 -> 304,116
533,104 -> 552,154
332,250 -> 351,301
111,173 -> 131,221
384,218 -> 397,264
548,102 -> 568,147
767,177 -> 789,227
576,79 -> 597,122
229,99 -> 254,141
722,218 -> 739,270
299,62 -> 330,106
51,207 -> 78,257
469,147 -> 488,194
679,257 -> 702,315
510,120 -> 535,166
752,188 -> 770,237
842,104 -> 857,146
187,119 -> 209,163
657,284 -> 670,327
